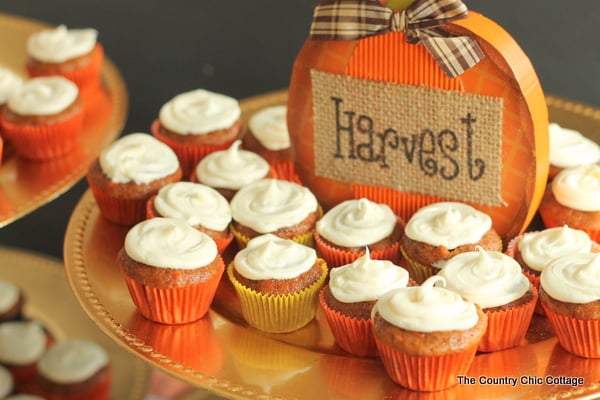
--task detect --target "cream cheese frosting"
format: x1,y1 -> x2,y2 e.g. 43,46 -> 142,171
404,202 -> 492,248
316,198 -> 397,247
0,66 -> 23,105
549,123 -> 600,168
124,217 -> 218,269
247,105 -> 290,151
230,179 -> 318,233
0,365 -> 13,399
27,25 -> 98,63
518,226 -> 593,272
38,338 -> 108,384
540,253 -> 600,304
0,278 -> 19,314
329,249 -> 409,303
158,88 -> 240,134
7,76 -> 78,116
437,247 -> 530,309
551,164 -> 600,212
372,276 -> 479,332
195,140 -> 270,190
153,182 -> 231,230
233,233 -> 317,280
0,320 -> 47,365
99,133 -> 180,184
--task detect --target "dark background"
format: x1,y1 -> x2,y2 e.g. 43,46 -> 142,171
1,0 -> 599,260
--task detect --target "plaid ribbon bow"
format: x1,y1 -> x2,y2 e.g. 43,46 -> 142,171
309,0 -> 484,77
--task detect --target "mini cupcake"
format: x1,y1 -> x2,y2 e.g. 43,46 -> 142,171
548,123 -> 600,180
437,247 -> 537,352
86,132 -> 182,226
0,279 -> 25,322
25,25 -> 104,98
0,76 -> 84,161
229,178 -> 321,248
227,234 -> 328,333
190,140 -> 275,200
118,217 -> 224,324
400,202 -> 503,283
319,249 -> 410,356
150,88 -> 243,176
314,198 -> 403,268
146,181 -> 233,253
539,164 -> 600,242
372,276 -> 487,391
539,253 -> 600,358
0,66 -> 24,163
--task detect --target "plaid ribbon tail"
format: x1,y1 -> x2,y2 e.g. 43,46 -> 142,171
419,31 -> 484,78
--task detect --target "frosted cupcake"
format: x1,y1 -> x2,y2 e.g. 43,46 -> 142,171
0,278 -> 24,322
437,248 -> 537,352
548,123 -> 600,180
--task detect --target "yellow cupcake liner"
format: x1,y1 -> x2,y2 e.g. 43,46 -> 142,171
399,246 -> 439,284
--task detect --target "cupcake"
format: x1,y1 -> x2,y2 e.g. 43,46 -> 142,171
0,76 -> 84,161
319,249 -> 410,356
372,276 -> 487,391
117,217 -> 224,324
0,66 -> 24,163
229,178 -> 321,248
539,253 -> 600,358
87,132 -> 182,226
0,279 -> 25,322
548,123 -> 600,180
150,88 -> 243,176
227,233 -> 328,333
190,140 -> 275,200
437,247 -> 537,352
314,198 -> 404,268
400,202 -> 503,283
25,25 -> 104,98
146,181 -> 233,253
539,164 -> 600,242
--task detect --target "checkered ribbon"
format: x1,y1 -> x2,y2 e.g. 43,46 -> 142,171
309,0 -> 484,77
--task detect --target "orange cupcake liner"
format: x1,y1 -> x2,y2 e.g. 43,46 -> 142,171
541,303 -> 600,358
314,232 -> 401,269
88,184 -> 148,226
270,160 -> 302,184
226,259 -> 328,333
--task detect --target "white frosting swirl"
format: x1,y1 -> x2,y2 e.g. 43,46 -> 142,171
552,164 -> 600,212
27,25 -> 98,63
99,133 -> 180,184
195,140 -> 270,190
316,198 -> 397,247
0,320 -> 46,365
518,226 -> 593,272
124,217 -> 218,269
0,365 -> 13,399
0,278 -> 19,314
404,202 -> 492,248
230,179 -> 318,233
373,276 -> 479,332
247,105 -> 290,151
233,233 -> 317,280
549,123 -> 600,168
153,182 -> 231,230
329,249 -> 409,303
7,76 -> 78,116
0,66 -> 23,105
540,253 -> 600,304
159,89 -> 240,134
437,247 -> 530,308
38,339 -> 108,384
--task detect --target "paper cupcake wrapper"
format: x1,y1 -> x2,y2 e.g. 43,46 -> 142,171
315,232 -> 401,269
399,246 -> 439,284
226,259 -> 328,333
541,303 -> 600,358
88,185 -> 148,226
270,160 -> 302,184
230,222 -> 317,250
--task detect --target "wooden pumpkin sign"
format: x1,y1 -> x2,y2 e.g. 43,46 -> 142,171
287,0 -> 548,242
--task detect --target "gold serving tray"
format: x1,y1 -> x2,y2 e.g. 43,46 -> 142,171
64,91 -> 600,400
0,13 -> 128,227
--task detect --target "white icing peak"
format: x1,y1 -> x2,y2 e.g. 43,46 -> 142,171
437,247 -> 530,308
541,253 -> 600,304
404,202 -> 492,248
195,140 -> 270,190
7,76 -> 78,116
38,339 -> 108,384
247,105 -> 290,150
552,164 -> 600,212
0,66 -> 23,105
154,182 -> 231,230
330,249 -> 409,303
0,320 -> 46,365
159,88 -> 241,134
0,365 -> 13,399
233,233 -> 317,280
230,179 -> 318,233
124,217 -> 218,269
0,278 -> 19,314
27,25 -> 98,63
519,226 -> 593,272
316,198 -> 397,247
549,123 -> 600,168
373,276 -> 479,332
99,133 -> 180,184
